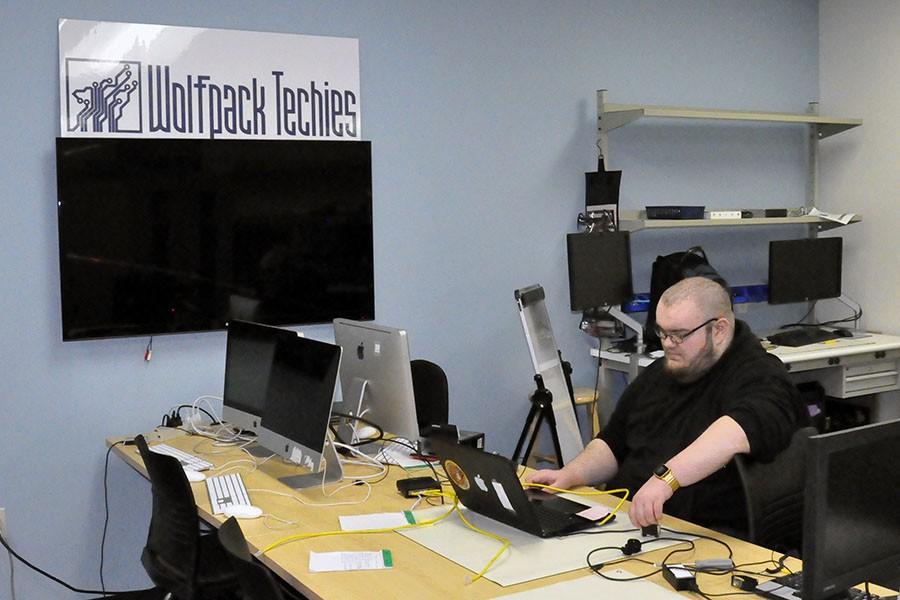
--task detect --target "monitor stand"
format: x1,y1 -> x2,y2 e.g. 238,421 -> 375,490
277,435 -> 344,490
245,443 -> 274,458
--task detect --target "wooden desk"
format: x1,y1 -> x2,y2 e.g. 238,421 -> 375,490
107,433 -> 845,599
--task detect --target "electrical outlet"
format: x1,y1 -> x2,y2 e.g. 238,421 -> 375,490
0,507 -> 7,539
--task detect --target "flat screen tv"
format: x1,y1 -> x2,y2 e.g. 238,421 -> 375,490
56,137 -> 374,340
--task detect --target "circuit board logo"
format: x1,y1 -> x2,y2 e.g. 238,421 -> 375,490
65,58 -> 142,133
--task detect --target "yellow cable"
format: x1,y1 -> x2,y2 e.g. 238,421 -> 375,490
453,504 -> 510,584
258,494 -> 458,555
259,483 -> 629,584
522,482 -> 630,526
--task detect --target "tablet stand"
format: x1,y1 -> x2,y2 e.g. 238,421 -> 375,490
512,374 -> 565,466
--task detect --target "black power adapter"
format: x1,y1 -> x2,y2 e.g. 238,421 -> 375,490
662,564 -> 697,592
641,524 -> 660,538
396,476 -> 441,498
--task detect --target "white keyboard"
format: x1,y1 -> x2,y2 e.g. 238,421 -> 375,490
206,473 -> 252,515
148,443 -> 214,471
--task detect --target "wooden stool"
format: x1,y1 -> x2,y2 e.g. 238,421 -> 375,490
573,386 -> 602,439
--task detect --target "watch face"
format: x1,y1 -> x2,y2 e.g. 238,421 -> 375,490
654,464 -> 669,477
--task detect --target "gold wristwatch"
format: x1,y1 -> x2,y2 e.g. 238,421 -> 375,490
653,463 -> 680,492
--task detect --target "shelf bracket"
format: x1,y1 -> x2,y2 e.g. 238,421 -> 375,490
599,108 -> 645,133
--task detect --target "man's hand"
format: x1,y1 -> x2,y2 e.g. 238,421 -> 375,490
525,468 -> 576,492
628,476 -> 675,527
523,439 -> 621,494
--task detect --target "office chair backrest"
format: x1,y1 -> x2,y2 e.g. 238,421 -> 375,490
135,435 -> 201,599
410,359 -> 449,435
733,426 -> 817,555
218,517 -> 285,600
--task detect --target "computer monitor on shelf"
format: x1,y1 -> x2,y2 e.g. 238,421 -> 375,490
222,320 -> 302,435
768,237 -> 842,304
566,231 -> 633,310
803,418 -> 900,599
332,319 -> 420,444
256,335 -> 343,488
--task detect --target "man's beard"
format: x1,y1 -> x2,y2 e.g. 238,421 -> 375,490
664,333 -> 718,384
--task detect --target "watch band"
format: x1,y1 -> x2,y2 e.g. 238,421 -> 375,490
654,464 -> 680,492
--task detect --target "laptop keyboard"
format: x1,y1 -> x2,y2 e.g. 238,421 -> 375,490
530,501 -> 577,532
148,443 -> 214,471
206,473 -> 252,515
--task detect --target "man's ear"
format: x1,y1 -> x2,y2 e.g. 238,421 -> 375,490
713,317 -> 730,339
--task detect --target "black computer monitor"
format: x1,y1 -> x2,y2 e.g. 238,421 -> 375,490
566,231 -> 633,311
222,320 -> 302,435
332,319 -> 420,443
768,238 -> 842,304
803,418 -> 900,599
256,335 -> 343,487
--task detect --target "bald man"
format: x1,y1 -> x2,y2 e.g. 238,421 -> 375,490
529,277 -> 806,534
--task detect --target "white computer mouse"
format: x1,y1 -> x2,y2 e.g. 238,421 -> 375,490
184,469 -> 206,483
223,504 -> 263,519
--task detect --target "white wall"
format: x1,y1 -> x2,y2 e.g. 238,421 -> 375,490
819,0 -> 900,334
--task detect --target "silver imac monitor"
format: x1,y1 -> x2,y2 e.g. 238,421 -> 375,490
333,319 -> 420,444
222,320 -> 302,435
257,335 -> 343,488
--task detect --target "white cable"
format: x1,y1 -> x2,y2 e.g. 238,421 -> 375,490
373,437 -> 415,465
247,485 -> 373,509
192,435 -> 256,457
261,513 -> 299,531
348,407 -> 372,444
332,442 -> 388,480
189,396 -> 245,443
208,459 -> 259,476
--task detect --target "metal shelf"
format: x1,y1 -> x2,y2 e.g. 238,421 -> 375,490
599,103 -> 862,139
618,210 -> 862,233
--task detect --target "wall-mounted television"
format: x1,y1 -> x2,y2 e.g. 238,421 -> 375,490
56,137 -> 374,341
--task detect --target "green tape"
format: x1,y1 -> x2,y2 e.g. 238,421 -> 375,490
382,549 -> 393,568
403,510 -> 416,524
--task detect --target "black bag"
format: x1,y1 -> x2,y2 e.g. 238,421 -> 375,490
644,246 -> 729,351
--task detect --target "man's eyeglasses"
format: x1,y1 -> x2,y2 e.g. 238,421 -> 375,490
655,317 -> 719,345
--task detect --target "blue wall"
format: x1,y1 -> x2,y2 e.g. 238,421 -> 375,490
0,1 -> 818,597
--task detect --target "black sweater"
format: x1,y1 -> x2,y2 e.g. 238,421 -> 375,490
598,320 -> 807,530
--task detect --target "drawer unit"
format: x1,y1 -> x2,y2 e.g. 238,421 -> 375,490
821,358 -> 900,398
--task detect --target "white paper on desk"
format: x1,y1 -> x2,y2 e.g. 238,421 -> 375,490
372,445 -> 432,469
399,501 -> 693,587
492,570 -> 684,599
808,207 -> 856,225
339,511 -> 415,531
309,550 -> 393,572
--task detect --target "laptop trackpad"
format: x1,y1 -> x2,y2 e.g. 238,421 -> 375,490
526,489 -> 589,515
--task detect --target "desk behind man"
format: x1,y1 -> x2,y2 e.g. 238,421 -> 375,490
529,277 -> 807,535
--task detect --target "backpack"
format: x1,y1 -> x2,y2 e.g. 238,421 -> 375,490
644,246 -> 729,351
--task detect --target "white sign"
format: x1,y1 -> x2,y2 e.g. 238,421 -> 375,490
58,19 -> 360,140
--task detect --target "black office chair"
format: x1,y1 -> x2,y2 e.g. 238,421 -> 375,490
217,517 -> 286,600
135,435 -> 239,600
733,426 -> 817,555
410,359 -> 449,436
